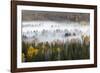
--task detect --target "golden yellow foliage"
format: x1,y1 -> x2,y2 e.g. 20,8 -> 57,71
57,48 -> 61,53
27,46 -> 38,59
84,36 -> 90,45
82,34 -> 90,45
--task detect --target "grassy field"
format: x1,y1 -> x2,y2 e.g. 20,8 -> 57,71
22,35 -> 90,62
